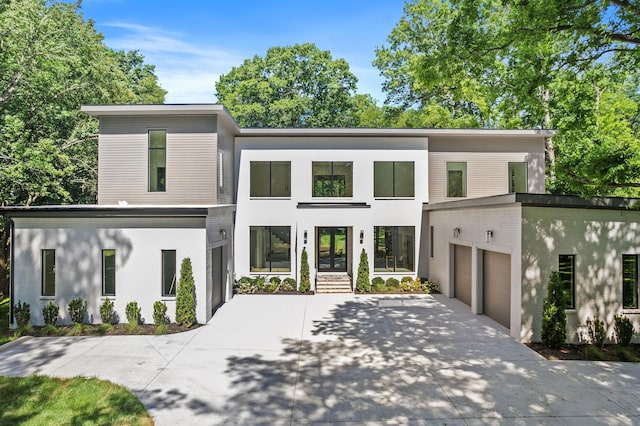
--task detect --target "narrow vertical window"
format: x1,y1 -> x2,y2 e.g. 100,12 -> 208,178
429,226 -> 434,258
508,162 -> 528,193
42,249 -> 55,296
102,249 -> 116,296
218,151 -> 224,189
559,254 -> 575,309
622,254 -> 638,309
447,162 -> 467,198
162,250 -> 177,297
148,130 -> 166,192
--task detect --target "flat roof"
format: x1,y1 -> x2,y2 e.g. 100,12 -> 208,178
424,193 -> 640,211
1,204 -> 235,218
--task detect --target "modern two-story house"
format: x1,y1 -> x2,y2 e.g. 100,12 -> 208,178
3,104 -> 640,344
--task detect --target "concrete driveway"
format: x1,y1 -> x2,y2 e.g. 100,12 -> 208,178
1,294 -> 639,425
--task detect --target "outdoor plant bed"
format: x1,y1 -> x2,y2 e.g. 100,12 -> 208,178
362,290 -> 441,295
527,342 -> 640,362
2,323 -> 201,339
235,291 -> 315,295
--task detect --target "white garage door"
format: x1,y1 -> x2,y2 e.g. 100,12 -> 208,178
483,251 -> 511,329
454,245 -> 472,306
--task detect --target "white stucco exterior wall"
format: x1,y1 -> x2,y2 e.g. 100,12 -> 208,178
234,137 -> 429,286
12,217 -> 207,326
522,206 -> 640,344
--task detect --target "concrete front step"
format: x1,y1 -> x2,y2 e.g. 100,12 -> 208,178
316,273 -> 352,293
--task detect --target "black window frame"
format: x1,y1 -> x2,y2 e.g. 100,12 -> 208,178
374,161 -> 415,198
559,254 -> 576,309
249,226 -> 292,272
102,249 -> 116,297
312,161 -> 353,197
508,162 -> 528,193
161,250 -> 177,297
41,249 -> 55,297
622,254 -> 638,309
148,129 -> 167,192
250,161 -> 291,198
446,162 -> 467,198
373,226 -> 415,272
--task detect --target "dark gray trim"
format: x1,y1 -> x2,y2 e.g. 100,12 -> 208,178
297,202 -> 371,209
0,205 -> 223,218
424,193 -> 640,211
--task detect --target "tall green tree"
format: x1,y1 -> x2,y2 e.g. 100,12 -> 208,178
215,43 -> 360,128
0,0 -> 165,295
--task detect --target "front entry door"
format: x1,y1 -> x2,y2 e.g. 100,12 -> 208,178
317,227 -> 347,272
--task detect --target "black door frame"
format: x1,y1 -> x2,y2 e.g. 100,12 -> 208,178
317,227 -> 348,272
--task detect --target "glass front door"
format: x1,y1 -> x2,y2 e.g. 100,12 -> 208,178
317,227 -> 347,272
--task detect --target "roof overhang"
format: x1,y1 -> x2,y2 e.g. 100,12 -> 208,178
239,128 -> 555,138
1,204 -> 235,219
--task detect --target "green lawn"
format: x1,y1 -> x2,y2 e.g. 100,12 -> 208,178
0,375 -> 153,425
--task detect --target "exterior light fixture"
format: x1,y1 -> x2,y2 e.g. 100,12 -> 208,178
485,230 -> 494,242
304,230 -> 307,245
359,230 -> 364,244
453,227 -> 461,238
220,228 -> 227,240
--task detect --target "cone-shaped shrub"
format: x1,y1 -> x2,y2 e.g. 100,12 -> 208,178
356,249 -> 370,293
299,247 -> 311,293
176,257 -> 196,327
541,271 -> 567,348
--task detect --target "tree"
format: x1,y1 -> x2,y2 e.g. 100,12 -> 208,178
0,0 -> 165,295
355,249 -> 370,293
299,247 -> 311,293
215,43 -> 360,128
176,258 -> 196,327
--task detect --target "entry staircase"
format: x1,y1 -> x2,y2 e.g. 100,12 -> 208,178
315,273 -> 353,294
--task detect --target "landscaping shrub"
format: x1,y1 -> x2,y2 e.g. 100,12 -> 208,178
176,257 -> 196,327
266,276 -> 281,292
125,301 -> 141,326
613,315 -> 635,346
153,301 -> 169,325
586,316 -> 606,349
42,301 -> 59,326
371,277 -> 385,292
299,247 -> 311,292
13,301 -> 30,327
423,280 -> 439,294
68,298 -> 87,324
541,271 -> 566,349
281,277 -> 296,292
385,277 -> 400,288
236,276 -> 256,294
584,345 -> 608,361
254,275 -> 266,292
355,249 -> 370,293
401,276 -> 413,283
99,298 -> 114,324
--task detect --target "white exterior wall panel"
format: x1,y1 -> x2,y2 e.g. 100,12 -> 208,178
428,137 -> 545,204
522,206 -> 640,344
98,115 -> 218,205
12,217 -> 207,326
234,137 -> 429,285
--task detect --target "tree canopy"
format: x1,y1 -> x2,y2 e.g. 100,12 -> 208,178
215,43 -> 362,128
374,0 -> 640,195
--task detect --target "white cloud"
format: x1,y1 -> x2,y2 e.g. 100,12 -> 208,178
101,23 -> 244,103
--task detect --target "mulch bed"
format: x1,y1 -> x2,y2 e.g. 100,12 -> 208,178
527,342 -> 640,361
4,323 -> 201,338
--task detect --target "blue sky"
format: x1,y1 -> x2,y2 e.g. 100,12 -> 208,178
79,0 -> 407,104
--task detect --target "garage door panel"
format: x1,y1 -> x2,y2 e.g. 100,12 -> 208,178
454,245 -> 472,306
483,251 -> 511,328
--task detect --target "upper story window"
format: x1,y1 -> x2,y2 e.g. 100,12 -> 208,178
250,161 -> 291,197
374,161 -> 414,198
218,151 -> 224,190
509,162 -> 528,193
312,162 -> 353,197
447,162 -> 467,198
148,130 -> 167,192
623,254 -> 638,309
559,254 -> 575,309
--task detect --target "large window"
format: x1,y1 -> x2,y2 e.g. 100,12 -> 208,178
374,226 -> 415,272
374,161 -> 414,198
162,250 -> 177,297
559,254 -> 575,309
447,162 -> 467,198
312,162 -> 353,197
148,130 -> 166,192
250,226 -> 291,272
42,249 -> 55,296
102,249 -> 116,296
250,161 -> 291,197
508,162 -> 528,193
623,254 -> 638,309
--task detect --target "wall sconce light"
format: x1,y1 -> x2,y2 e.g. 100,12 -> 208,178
453,227 -> 461,238
485,230 -> 494,242
219,228 -> 227,240
303,230 -> 307,245
359,230 -> 364,244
